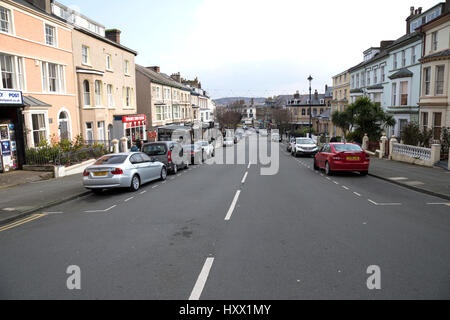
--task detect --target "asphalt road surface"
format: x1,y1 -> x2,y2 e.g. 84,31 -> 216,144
0,134 -> 449,299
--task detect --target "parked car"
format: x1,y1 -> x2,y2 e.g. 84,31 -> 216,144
291,138 -> 319,157
142,141 -> 188,174
271,133 -> 280,142
83,153 -> 167,193
183,144 -> 204,164
314,143 -> 370,176
223,137 -> 235,147
196,141 -> 215,158
287,137 -> 296,152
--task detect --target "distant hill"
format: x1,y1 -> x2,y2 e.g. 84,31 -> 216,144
214,97 -> 266,106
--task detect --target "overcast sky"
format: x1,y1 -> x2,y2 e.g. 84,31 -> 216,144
64,0 -> 441,99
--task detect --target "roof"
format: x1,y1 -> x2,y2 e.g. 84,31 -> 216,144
287,93 -> 327,106
74,27 -> 137,56
388,68 -> 413,80
136,65 -> 191,91
23,96 -> 51,107
420,49 -> 450,62
349,32 -> 422,73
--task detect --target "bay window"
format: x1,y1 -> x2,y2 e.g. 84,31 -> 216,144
435,66 -> 445,95
392,83 -> 397,105
95,80 -> 102,106
424,67 -> 431,95
83,80 -> 90,106
32,113 -> 47,146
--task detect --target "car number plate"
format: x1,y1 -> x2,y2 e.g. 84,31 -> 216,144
93,172 -> 108,176
347,157 -> 360,161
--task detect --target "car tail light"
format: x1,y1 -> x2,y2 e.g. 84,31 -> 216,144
168,150 -> 172,163
111,168 -> 123,175
83,170 -> 89,177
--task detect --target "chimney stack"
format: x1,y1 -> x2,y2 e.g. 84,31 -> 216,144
171,72 -> 181,83
105,29 -> 121,44
25,0 -> 52,14
410,6 -> 415,16
314,90 -> 318,100
418,7 -> 422,14
147,66 -> 160,73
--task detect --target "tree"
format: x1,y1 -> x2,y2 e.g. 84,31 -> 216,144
214,106 -> 242,130
332,97 -> 395,143
271,109 -> 292,136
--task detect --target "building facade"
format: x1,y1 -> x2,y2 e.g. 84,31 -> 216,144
331,71 -> 350,137
286,90 -> 328,133
136,65 -> 193,133
419,10 -> 450,140
1,0 -> 80,148
52,1 -> 139,143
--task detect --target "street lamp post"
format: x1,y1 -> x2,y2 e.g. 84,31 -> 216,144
308,75 -> 313,138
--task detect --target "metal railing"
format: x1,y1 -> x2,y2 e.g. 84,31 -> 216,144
392,143 -> 431,161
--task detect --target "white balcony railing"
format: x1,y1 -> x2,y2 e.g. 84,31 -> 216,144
392,143 -> 431,161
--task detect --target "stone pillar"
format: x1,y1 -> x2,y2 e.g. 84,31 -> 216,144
379,133 -> 388,159
362,134 -> 369,151
430,144 -> 441,166
120,137 -> 128,153
448,148 -> 450,171
111,139 -> 119,154
389,136 -> 398,160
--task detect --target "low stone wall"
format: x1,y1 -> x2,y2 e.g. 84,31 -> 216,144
54,159 -> 96,178
23,165 -> 54,173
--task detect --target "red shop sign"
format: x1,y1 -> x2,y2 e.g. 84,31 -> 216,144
122,115 -> 146,123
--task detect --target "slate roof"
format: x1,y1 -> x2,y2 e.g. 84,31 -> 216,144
23,96 -> 51,107
136,65 -> 191,91
420,49 -> 450,61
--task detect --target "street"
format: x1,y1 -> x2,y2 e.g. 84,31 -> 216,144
0,135 -> 449,299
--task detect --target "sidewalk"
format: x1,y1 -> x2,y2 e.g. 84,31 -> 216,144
0,174 -> 89,225
0,170 -> 53,190
369,157 -> 450,200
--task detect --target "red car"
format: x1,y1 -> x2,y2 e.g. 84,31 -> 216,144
314,143 -> 370,176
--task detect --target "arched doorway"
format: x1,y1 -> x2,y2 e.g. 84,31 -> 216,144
58,110 -> 70,141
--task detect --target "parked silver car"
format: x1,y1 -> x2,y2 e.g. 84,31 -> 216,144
83,153 -> 167,193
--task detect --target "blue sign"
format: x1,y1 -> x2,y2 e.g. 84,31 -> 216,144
1,141 -> 11,156
0,90 -> 23,105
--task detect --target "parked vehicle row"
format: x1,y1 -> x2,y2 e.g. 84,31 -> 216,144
83,139 -> 218,193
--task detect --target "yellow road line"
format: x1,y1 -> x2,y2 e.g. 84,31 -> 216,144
0,214 -> 47,232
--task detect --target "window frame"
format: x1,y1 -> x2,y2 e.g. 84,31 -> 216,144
44,23 -> 57,47
94,80 -> 103,106
423,67 -> 431,96
83,80 -> 91,106
0,5 -> 12,34
81,45 -> 90,65
435,65 -> 445,95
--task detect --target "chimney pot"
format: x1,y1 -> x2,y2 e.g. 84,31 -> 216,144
418,7 -> 422,14
105,29 -> 121,44
410,6 -> 415,16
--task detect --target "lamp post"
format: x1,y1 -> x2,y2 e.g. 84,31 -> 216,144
308,75 -> 313,138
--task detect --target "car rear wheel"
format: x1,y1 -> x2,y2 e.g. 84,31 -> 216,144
325,162 -> 333,176
129,175 -> 140,192
172,164 -> 178,175
160,167 -> 167,181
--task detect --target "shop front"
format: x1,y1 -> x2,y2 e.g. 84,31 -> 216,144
112,114 -> 147,148
0,90 -> 26,173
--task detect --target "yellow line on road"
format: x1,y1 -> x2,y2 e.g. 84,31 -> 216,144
0,214 -> 47,232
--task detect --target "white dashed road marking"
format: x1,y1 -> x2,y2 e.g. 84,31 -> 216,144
85,205 -> 117,213
225,190 -> 241,221
241,172 -> 248,184
189,257 -> 215,301
124,197 -> 134,202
